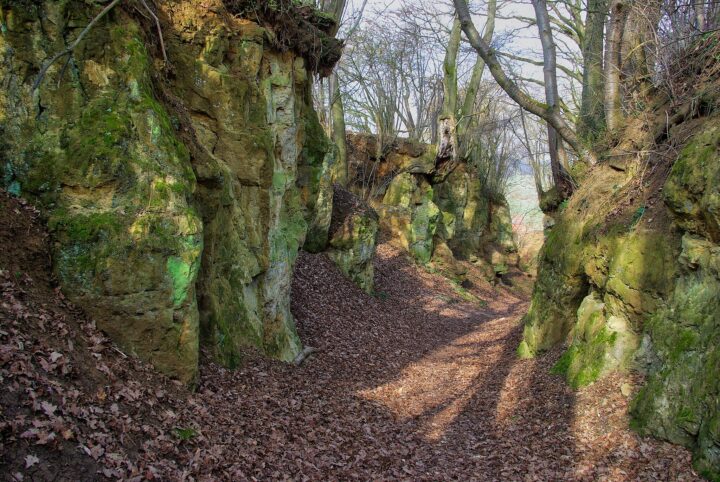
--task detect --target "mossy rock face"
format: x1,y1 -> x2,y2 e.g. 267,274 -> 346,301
380,172 -> 439,264
385,143 -> 437,175
553,292 -> 638,388
482,200 -> 519,268
163,1 -> 331,366
326,186 -> 379,293
602,231 -> 677,315
298,82 -> 334,253
304,144 -> 336,253
350,139 -> 516,267
378,164 -> 515,267
0,5 -> 201,382
488,201 -> 517,253
407,179 -> 440,264
631,234 -> 720,478
521,216 -> 590,356
382,172 -> 416,208
434,166 -> 487,258
664,122 -> 720,243
524,111 -> 720,475
346,133 -> 437,189
539,186 -> 563,213
1,0 -> 334,378
434,170 -> 515,266
521,189 -> 678,358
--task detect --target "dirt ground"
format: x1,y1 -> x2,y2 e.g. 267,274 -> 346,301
0,190 -> 701,481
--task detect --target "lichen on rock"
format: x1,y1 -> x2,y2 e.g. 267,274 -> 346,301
326,185 -> 379,293
0,0 -> 339,380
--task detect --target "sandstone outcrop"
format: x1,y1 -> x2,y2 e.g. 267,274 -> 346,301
348,136 -> 518,274
326,185 -> 378,293
0,0 -> 341,381
519,65 -> 720,476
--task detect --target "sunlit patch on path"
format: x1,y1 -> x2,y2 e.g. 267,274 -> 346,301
359,316 -> 519,442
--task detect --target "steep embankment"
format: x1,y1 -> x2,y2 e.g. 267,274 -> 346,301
0,0 -> 342,381
520,37 -> 720,478
0,189 -> 701,480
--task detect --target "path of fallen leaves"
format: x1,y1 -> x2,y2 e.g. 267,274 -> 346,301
0,191 -> 702,481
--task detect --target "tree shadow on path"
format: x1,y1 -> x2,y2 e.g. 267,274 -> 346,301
288,241 -> 579,479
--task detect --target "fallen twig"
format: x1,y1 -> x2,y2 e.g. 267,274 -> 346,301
138,0 -> 168,65
293,346 -> 317,366
112,346 -> 128,359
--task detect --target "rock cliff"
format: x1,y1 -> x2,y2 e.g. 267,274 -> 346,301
347,133 -> 519,278
519,38 -> 720,478
0,0 -> 340,382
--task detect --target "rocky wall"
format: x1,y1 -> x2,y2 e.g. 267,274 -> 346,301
347,135 -> 518,272
519,109 -> 720,477
326,185 -> 378,293
0,0 -> 337,381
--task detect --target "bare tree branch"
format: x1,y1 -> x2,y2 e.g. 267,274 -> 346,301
33,0 -> 124,91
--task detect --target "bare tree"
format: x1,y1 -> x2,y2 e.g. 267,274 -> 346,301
338,8 -> 448,154
514,107 -> 552,201
458,0 -> 497,139
464,86 -> 522,201
453,0 -> 599,167
532,0 -> 574,195
604,0 -> 629,131
578,0 -> 607,141
319,0 -> 368,185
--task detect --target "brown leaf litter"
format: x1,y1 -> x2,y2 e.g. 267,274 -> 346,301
0,190 -> 701,481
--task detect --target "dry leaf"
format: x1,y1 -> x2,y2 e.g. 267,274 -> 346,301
24,454 -> 39,469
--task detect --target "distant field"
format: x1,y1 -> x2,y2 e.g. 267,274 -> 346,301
506,174 -> 543,235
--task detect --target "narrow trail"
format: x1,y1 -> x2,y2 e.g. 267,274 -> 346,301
180,242 -> 699,480
0,190 -> 700,480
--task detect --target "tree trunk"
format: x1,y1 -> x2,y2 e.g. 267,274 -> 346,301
578,0 -> 607,142
695,0 -> 707,31
330,73 -> 348,185
453,0 -> 598,165
319,0 -> 348,183
458,0 -> 497,141
318,79 -> 328,130
519,108 -> 546,200
623,1 -> 661,96
532,0 -> 574,195
320,0 -> 346,34
604,0 -> 628,132
548,126 -> 573,196
436,14 -> 462,174
442,16 -> 462,121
